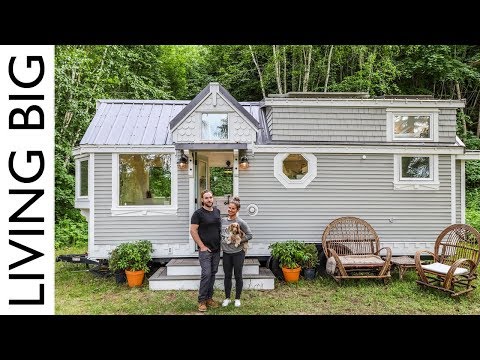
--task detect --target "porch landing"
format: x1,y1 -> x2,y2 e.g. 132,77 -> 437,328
148,258 -> 275,290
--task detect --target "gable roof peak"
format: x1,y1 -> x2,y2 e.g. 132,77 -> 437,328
169,82 -> 260,131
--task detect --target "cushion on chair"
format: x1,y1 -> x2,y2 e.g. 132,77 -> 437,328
421,262 -> 469,276
338,255 -> 385,267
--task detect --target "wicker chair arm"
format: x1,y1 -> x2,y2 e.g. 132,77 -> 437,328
375,247 -> 392,261
328,248 -> 347,276
415,249 -> 435,283
443,258 -> 476,289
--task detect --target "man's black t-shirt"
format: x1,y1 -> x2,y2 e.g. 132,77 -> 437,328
190,207 -> 221,252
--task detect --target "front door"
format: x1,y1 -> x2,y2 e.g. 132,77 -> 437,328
190,151 -> 235,252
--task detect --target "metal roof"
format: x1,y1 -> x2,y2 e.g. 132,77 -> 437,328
80,99 -> 261,145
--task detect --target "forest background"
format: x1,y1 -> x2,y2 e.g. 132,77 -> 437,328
54,45 -> 480,248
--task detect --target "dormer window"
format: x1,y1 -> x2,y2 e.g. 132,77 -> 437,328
201,113 -> 228,140
386,108 -> 438,142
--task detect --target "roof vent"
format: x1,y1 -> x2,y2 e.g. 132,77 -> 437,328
374,94 -> 434,100
268,92 -> 370,99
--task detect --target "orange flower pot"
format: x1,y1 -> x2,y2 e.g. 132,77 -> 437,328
125,269 -> 145,287
281,267 -> 301,283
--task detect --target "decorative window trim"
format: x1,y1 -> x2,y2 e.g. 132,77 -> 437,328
393,154 -> 439,190
200,113 -> 229,142
75,155 -> 90,199
111,153 -> 177,216
386,108 -> 439,142
274,153 -> 317,188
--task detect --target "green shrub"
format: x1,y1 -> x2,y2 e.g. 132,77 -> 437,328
466,208 -> 480,232
108,240 -> 153,272
268,240 -> 308,269
303,243 -> 319,269
55,218 -> 88,249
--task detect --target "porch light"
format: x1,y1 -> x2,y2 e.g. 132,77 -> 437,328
224,160 -> 233,175
177,150 -> 188,169
239,155 -> 249,169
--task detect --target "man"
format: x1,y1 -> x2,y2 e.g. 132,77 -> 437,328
190,189 -> 221,312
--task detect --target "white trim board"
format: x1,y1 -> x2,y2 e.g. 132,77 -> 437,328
254,144 -> 463,155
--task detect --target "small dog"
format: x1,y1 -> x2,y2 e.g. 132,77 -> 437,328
226,222 -> 248,251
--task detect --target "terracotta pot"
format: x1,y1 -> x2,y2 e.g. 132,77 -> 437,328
125,269 -> 145,287
281,266 -> 301,283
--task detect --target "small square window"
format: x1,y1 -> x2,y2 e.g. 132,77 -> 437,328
386,109 -> 438,142
393,154 -> 439,190
394,115 -> 430,139
201,113 -> 228,140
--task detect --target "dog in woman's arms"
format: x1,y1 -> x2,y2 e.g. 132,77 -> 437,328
226,222 -> 248,251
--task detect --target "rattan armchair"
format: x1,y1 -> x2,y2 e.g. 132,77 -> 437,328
322,216 -> 392,283
415,224 -> 480,297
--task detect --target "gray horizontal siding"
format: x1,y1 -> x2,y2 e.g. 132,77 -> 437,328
238,153 -> 453,251
439,109 -> 457,143
93,153 -> 189,246
270,107 -> 386,142
268,107 -> 457,143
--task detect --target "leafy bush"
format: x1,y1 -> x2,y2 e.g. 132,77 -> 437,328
268,240 -> 308,269
303,243 -> 319,269
466,208 -> 480,232
55,218 -> 88,249
108,240 -> 153,272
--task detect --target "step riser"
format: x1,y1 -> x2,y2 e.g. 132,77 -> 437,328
149,278 -> 275,291
167,265 -> 259,276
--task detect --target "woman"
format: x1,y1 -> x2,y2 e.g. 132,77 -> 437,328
221,196 -> 252,307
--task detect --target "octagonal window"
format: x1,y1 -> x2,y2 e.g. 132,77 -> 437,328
283,154 -> 308,180
274,153 -> 317,188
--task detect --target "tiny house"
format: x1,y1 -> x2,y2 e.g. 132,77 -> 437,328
73,82 -> 479,259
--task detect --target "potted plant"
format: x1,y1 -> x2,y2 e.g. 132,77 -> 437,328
268,240 -> 307,283
108,240 -> 153,287
302,243 -> 319,280
108,246 -> 126,284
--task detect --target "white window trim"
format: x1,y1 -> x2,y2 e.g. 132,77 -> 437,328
393,154 -> 439,190
76,155 -> 90,199
274,153 -> 317,188
200,113 -> 229,142
111,153 -> 178,216
386,108 -> 439,142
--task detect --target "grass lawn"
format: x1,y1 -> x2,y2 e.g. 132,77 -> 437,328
55,246 -> 480,315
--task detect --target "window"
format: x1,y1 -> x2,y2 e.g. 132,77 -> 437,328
119,154 -> 171,206
201,113 -> 228,140
393,154 -> 439,190
274,153 -> 317,188
282,154 -> 308,180
386,109 -> 438,142
80,160 -> 89,196
394,115 -> 430,139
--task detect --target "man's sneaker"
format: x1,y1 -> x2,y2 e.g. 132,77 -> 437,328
234,299 -> 241,307
222,299 -> 231,307
206,299 -> 219,308
198,301 -> 207,312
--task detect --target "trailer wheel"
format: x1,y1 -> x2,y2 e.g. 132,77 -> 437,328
315,244 -> 327,277
266,256 -> 284,281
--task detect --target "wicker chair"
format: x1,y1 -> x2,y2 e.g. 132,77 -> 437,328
322,216 -> 392,283
415,224 -> 480,297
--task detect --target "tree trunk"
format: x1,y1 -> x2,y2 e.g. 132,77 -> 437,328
302,45 -> 312,92
324,45 -> 334,92
455,81 -> 467,135
273,45 -> 282,94
249,45 -> 266,98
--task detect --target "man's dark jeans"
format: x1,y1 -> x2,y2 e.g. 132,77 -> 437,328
198,250 -> 221,302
